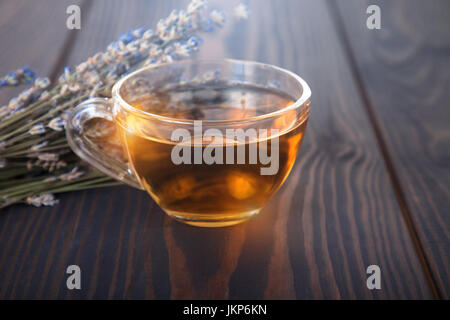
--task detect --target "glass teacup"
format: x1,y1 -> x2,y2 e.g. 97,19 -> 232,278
66,59 -> 311,227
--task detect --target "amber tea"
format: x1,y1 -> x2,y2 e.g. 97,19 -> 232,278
115,83 -> 308,226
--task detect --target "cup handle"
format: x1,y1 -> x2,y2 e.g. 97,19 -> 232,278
66,97 -> 143,190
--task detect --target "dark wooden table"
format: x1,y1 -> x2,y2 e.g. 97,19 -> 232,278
0,0 -> 448,299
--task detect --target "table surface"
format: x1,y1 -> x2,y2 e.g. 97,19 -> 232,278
0,0 -> 448,299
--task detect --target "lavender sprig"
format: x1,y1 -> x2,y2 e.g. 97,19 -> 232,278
0,1 -> 248,209
0,66 -> 36,88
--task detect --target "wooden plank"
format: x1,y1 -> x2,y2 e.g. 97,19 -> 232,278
334,0 -> 449,298
0,0 -> 84,298
0,0 -> 80,103
0,0 -> 175,300
0,0 -> 435,299
221,0 -> 433,299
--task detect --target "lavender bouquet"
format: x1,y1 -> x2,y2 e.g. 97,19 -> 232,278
0,0 -> 249,209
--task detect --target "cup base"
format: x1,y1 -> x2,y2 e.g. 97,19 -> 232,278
165,209 -> 261,227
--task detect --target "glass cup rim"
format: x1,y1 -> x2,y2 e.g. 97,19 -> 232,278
112,58 -> 311,125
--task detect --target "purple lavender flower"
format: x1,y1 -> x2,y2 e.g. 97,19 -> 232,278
29,123 -> 46,135
48,117 -> 66,131
0,66 -> 36,87
59,166 -> 84,181
34,77 -> 50,90
26,194 -> 59,207
235,3 -> 249,20
119,31 -> 135,44
210,10 -> 226,27
37,153 -> 59,162
31,141 -> 48,151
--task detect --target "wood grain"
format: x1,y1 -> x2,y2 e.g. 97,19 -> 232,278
0,0 -> 442,299
221,0 -> 432,299
334,0 -> 449,298
0,0 -> 84,299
